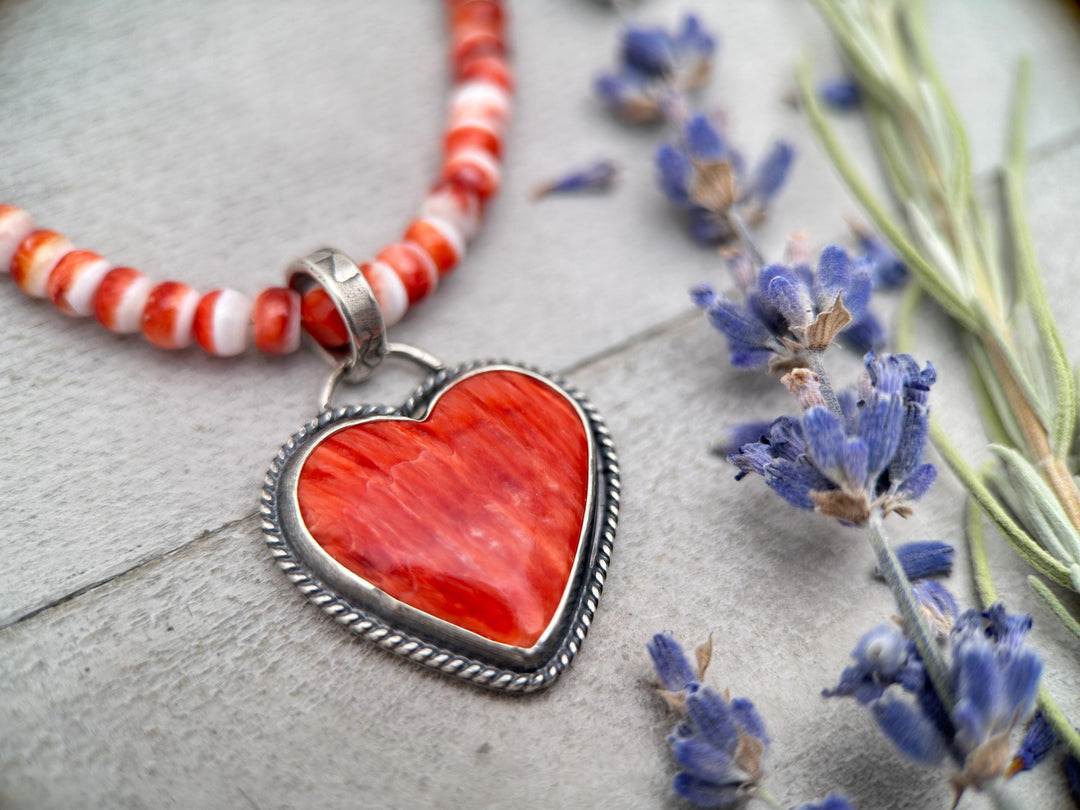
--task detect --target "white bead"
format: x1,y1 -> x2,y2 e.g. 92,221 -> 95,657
423,216 -> 466,264
65,257 -> 113,316
113,275 -> 154,334
171,287 -> 201,348
212,289 -> 252,356
0,208 -> 34,273
366,261 -> 409,327
450,80 -> 511,124
420,188 -> 480,240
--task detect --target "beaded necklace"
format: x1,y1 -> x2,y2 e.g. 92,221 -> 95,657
1,1 -> 619,693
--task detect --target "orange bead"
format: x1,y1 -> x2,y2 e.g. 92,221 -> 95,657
192,289 -> 252,356
46,250 -> 112,316
442,148 -> 501,200
94,267 -> 153,333
445,121 -> 502,159
300,286 -> 349,349
457,54 -> 514,90
142,281 -> 199,349
377,243 -> 438,305
11,230 -> 73,297
254,287 -> 301,355
404,218 -> 465,276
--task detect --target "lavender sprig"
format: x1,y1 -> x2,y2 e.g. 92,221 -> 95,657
647,634 -> 853,809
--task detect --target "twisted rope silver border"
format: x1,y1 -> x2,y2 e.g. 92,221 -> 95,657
260,360 -> 620,693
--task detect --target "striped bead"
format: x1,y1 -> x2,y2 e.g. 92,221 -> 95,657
377,242 -> 439,304
0,205 -> 35,276
11,230 -> 73,297
419,184 -> 481,240
457,55 -> 513,90
450,0 -> 504,28
442,148 -> 501,199
46,250 -> 112,316
142,281 -> 199,349
449,80 -> 512,126
452,26 -> 504,67
445,119 -> 502,160
94,267 -> 154,333
299,285 -> 349,349
193,289 -> 252,357
360,261 -> 409,327
404,218 -> 465,275
254,287 -> 301,355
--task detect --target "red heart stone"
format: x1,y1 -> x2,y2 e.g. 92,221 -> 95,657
295,369 -> 591,649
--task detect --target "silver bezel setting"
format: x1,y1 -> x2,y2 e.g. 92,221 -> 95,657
260,360 -> 620,692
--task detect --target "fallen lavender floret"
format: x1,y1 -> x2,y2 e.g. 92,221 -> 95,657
595,14 -> 717,123
532,159 -> 618,199
647,633 -> 853,809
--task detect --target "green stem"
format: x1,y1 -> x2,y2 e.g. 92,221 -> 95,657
966,498 -> 1080,760
1027,575 -> 1080,642
809,350 -> 841,417
753,785 -> 783,809
1003,57 -> 1076,460
865,511 -> 953,710
795,59 -> 980,333
930,420 -> 1072,587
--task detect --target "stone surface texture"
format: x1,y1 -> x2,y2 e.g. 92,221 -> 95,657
2,2 -> 1079,809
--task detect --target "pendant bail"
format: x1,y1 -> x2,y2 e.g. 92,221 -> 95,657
288,248 -> 386,385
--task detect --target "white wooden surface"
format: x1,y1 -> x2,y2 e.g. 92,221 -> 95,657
2,2 -> 1079,808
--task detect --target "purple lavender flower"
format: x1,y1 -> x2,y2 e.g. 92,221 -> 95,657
656,114 -> 794,244
728,353 -> 937,524
794,797 -> 855,810
825,599 -> 1043,799
1006,711 -> 1055,778
648,634 -> 770,807
596,14 -> 717,123
532,159 -> 618,199
740,141 -> 796,225
1068,748 -> 1080,803
692,245 -> 881,372
648,632 -> 701,693
819,77 -> 862,110
879,540 -> 955,581
850,221 -> 908,288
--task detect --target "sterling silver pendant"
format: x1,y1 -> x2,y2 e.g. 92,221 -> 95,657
260,250 -> 619,692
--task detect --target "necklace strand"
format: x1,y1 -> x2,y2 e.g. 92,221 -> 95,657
0,0 -> 511,356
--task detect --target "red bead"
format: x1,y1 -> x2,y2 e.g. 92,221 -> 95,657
94,267 -> 153,333
451,0 -> 503,28
295,368 -> 589,648
457,54 -> 514,90
11,230 -> 73,297
300,286 -> 349,349
404,218 -> 464,275
254,287 -> 301,355
192,289 -> 252,356
452,28 -> 505,67
142,281 -> 199,349
442,148 -> 501,200
445,121 -> 502,159
46,250 -> 112,316
420,182 -> 482,240
377,243 -> 437,305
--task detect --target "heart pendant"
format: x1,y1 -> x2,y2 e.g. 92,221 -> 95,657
261,360 -> 620,692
